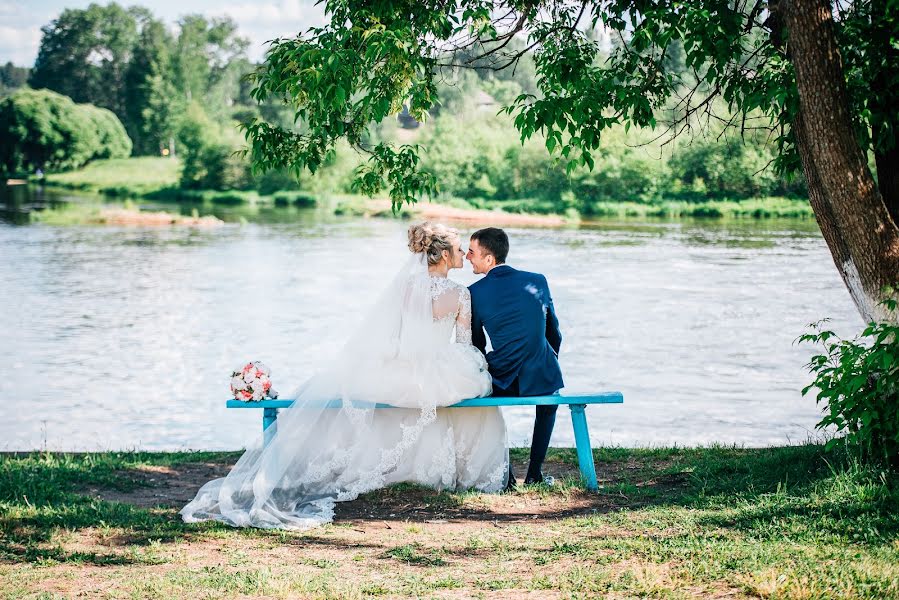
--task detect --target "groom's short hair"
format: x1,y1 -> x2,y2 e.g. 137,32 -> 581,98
470,227 -> 509,264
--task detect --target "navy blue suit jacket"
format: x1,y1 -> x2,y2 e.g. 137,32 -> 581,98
468,265 -> 564,396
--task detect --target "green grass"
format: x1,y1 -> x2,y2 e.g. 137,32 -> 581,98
582,197 -> 815,219
40,158 -> 267,205
41,157 -> 182,197
0,445 -> 896,598
37,158 -> 814,222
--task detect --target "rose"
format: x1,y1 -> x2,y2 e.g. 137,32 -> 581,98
254,362 -> 271,376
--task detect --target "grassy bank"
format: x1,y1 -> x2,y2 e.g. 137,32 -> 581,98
41,157 -> 182,197
1,444 -> 896,598
37,158 -> 816,222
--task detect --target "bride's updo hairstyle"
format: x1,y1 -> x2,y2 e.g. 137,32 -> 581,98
408,221 -> 459,266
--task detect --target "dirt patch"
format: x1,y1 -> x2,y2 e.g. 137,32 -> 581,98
77,454 -> 686,521
96,207 -> 224,227
78,461 -> 232,509
357,198 -> 568,226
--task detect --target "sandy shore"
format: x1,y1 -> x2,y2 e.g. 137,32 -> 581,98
94,207 -> 224,227
363,199 -> 569,226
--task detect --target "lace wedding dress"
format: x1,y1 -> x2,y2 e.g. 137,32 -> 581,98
180,253 -> 508,530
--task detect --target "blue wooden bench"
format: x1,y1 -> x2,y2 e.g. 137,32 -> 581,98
226,392 -> 623,491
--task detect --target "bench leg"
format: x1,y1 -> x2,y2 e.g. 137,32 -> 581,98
263,407 -> 279,447
569,404 -> 598,491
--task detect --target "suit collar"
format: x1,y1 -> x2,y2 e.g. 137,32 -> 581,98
486,264 -> 514,278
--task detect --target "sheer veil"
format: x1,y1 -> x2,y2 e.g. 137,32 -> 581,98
180,251 -> 487,529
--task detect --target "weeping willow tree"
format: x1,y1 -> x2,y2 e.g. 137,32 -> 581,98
242,0 -> 898,323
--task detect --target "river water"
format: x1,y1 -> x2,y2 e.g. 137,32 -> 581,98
0,186 -> 861,451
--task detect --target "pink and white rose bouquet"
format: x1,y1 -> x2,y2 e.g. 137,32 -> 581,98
230,361 -> 279,401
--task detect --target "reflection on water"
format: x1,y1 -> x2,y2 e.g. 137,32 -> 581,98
1,187 -> 859,450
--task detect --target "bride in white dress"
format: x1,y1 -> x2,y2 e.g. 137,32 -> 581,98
180,222 -> 509,530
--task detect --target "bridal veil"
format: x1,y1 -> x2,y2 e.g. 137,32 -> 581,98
180,251 -> 505,530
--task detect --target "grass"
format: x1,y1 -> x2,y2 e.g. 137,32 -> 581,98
40,158 -> 266,205
37,158 -> 814,223
41,157 -> 182,197
582,197 -> 815,219
0,444 -> 896,598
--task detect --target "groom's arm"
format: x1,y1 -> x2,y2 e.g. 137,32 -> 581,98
542,277 -> 562,355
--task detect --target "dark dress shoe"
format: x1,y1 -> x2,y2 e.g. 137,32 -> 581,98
524,473 -> 555,486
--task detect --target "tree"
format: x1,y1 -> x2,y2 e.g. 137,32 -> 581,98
0,62 -> 30,95
124,18 -> 179,154
243,0 -> 898,323
171,15 -> 250,115
29,3 -> 142,118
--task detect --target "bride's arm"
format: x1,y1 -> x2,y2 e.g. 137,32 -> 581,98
455,287 -> 473,345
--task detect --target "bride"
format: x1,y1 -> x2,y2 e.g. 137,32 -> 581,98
181,222 -> 509,530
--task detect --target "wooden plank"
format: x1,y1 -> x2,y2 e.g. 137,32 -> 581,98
226,392 -> 623,410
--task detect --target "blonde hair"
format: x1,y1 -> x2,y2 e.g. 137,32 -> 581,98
407,221 -> 459,266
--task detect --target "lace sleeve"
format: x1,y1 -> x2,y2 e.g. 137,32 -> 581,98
455,287 -> 473,345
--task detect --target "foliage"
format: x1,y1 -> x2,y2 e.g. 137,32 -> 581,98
124,18 -> 180,155
241,0 -> 891,210
177,103 -> 251,191
80,103 -> 133,160
29,3 -> 252,158
799,293 -> 899,467
29,3 -> 144,118
0,61 -> 29,95
0,88 -> 131,176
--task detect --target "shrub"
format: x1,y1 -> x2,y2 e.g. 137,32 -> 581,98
178,103 -> 251,191
80,104 -> 132,159
272,191 -> 317,207
0,88 -> 131,176
799,293 -> 899,468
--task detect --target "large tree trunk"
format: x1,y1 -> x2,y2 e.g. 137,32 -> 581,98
784,0 -> 899,324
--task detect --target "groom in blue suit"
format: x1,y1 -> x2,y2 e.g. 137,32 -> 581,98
466,228 -> 564,486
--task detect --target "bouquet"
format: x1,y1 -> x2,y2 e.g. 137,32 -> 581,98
231,361 -> 279,401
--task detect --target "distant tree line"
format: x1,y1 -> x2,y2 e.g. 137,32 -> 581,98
0,63 -> 29,95
5,2 -> 807,205
28,2 -> 254,156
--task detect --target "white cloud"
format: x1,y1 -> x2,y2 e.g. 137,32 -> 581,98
0,24 -> 41,65
207,0 -> 328,61
211,0 -> 323,25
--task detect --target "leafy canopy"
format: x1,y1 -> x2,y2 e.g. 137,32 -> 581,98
243,0 -> 895,209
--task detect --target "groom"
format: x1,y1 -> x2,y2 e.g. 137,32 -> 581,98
466,227 -> 563,486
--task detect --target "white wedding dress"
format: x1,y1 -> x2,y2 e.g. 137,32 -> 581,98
180,252 -> 508,530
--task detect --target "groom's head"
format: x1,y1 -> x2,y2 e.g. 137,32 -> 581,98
467,227 -> 508,275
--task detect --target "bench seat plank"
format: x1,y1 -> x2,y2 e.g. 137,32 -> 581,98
225,392 -> 623,491
225,392 -> 623,410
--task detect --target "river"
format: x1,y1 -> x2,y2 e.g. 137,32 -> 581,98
0,185 -> 861,451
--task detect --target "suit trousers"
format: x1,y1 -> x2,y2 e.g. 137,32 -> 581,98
492,378 -> 558,482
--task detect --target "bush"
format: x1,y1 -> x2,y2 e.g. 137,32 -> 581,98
0,88 -> 131,176
80,104 -> 132,159
178,103 -> 251,191
799,294 -> 899,468
272,191 -> 317,207
256,169 -> 301,195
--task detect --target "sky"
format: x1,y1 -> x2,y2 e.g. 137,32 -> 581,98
0,0 -> 328,66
